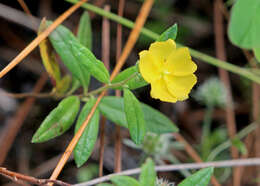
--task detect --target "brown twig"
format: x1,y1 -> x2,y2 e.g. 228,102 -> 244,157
0,167 -> 70,186
17,0 -> 32,16
213,0 -> 239,185
114,0 -> 125,173
98,5 -> 111,177
49,0 -> 154,182
3,91 -> 54,99
0,74 -> 48,165
173,133 -> 220,186
0,0 -> 88,79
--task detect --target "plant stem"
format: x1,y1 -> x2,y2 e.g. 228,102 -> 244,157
201,106 -> 214,160
66,0 -> 260,85
85,72 -> 138,97
207,122 -> 258,161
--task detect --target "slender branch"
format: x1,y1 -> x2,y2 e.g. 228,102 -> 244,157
72,158 -> 260,186
3,72 -> 138,100
49,0 -> 154,181
214,0 -> 239,185
3,91 -> 54,99
66,0 -> 260,85
207,122 -> 258,161
114,0 -> 125,173
0,167 -> 70,186
17,0 -> 32,16
99,5 -> 111,177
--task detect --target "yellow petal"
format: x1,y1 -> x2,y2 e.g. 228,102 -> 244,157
165,47 -> 197,76
149,39 -> 176,63
164,74 -> 197,101
139,50 -> 162,83
150,78 -> 177,103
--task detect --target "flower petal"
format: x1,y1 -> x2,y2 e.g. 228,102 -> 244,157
164,74 -> 197,101
165,47 -> 197,76
139,50 -> 162,83
149,39 -> 176,63
150,78 -> 177,103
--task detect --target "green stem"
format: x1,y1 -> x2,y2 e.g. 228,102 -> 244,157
84,72 -> 138,97
66,0 -> 260,84
207,122 -> 258,161
201,106 -> 214,160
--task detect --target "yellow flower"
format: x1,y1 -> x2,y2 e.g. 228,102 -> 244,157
139,39 -> 197,103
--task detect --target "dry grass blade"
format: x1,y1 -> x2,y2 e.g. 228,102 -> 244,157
49,0 -> 154,182
17,0 -> 32,16
114,0 -> 125,173
99,5 -> 111,176
0,0 -> 88,79
213,0 -> 239,185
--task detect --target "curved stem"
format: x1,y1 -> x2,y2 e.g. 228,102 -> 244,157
207,122 -> 258,161
66,0 -> 260,85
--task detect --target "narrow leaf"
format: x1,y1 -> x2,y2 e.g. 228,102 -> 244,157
70,41 -> 110,84
38,19 -> 61,85
99,96 -> 179,134
47,21 -> 90,92
139,158 -> 156,186
77,11 -> 92,50
32,96 -> 80,143
111,176 -> 140,186
157,24 -> 178,42
74,97 -> 100,167
178,167 -> 214,186
112,65 -> 148,90
123,89 -> 146,144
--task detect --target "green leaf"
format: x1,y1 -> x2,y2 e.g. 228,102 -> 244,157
112,65 -> 148,90
228,0 -> 260,49
47,21 -> 90,93
139,158 -> 156,186
254,47 -> 260,62
123,89 -> 146,144
99,96 -> 178,134
70,41 -> 110,84
38,19 -> 61,85
74,97 -> 100,167
77,11 -> 92,50
77,164 -> 99,182
231,137 -> 247,155
157,24 -> 178,42
178,167 -> 214,186
32,96 -> 80,143
111,176 -> 140,186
